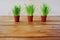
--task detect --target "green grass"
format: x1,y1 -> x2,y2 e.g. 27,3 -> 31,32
41,4 -> 50,16
25,5 -> 35,16
12,5 -> 21,16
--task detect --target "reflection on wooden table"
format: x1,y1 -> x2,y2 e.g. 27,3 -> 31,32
0,16 -> 60,40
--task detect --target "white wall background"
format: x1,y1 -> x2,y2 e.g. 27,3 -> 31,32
0,0 -> 60,16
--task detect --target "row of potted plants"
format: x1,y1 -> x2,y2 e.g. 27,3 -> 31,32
12,4 -> 50,22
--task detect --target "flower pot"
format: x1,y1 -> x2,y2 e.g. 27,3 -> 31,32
41,16 -> 47,22
14,16 -> 20,22
28,16 -> 33,22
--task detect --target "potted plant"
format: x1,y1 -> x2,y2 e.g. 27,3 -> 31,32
12,5 -> 21,22
41,4 -> 50,22
25,5 -> 35,22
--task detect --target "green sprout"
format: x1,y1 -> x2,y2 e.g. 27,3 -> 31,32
41,4 -> 50,16
12,5 -> 21,16
25,5 -> 35,16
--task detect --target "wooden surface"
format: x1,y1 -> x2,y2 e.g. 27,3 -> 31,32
0,16 -> 60,40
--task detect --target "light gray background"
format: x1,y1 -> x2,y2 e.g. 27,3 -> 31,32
0,0 -> 60,16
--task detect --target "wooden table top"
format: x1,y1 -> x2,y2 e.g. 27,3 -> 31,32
0,16 -> 60,40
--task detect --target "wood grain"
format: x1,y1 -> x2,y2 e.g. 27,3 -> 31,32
0,16 -> 60,40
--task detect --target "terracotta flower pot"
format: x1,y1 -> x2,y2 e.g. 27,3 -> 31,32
41,16 -> 47,22
28,16 -> 33,22
14,16 -> 20,22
